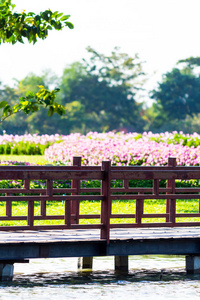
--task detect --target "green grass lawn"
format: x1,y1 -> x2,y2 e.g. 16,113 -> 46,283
0,155 -> 49,165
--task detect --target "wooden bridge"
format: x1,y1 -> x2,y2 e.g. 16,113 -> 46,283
0,156 -> 200,280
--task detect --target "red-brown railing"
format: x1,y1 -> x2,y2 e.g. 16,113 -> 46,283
0,156 -> 200,242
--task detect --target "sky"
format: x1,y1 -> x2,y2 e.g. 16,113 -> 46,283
1,0 -> 200,104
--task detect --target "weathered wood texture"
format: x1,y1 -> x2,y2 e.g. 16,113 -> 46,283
0,228 -> 200,260
0,157 -> 200,242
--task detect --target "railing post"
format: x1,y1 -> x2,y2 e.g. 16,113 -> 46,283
153,179 -> 159,196
25,179 -> 34,228
123,179 -> 129,190
46,179 -> 53,196
167,157 -> 176,225
44,179 -> 53,217
65,200 -> 71,228
136,192 -> 144,225
71,156 -> 81,224
101,161 -> 111,243
6,195 -> 12,218
41,178 -> 47,216
24,179 -> 30,190
199,194 -> 200,214
28,200 -> 34,227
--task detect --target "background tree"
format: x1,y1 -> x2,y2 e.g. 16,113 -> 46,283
10,48 -> 146,135
59,47 -> 146,133
147,57 -> 200,132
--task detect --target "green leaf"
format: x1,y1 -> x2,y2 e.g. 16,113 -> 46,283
13,104 -> 21,113
50,19 -> 56,26
54,22 -> 62,30
56,13 -> 63,18
52,11 -> 59,18
35,15 -> 40,22
65,22 -> 74,29
57,105 -> 66,115
6,30 -> 13,39
0,101 -> 8,109
21,14 -> 25,23
21,30 -> 27,37
41,11 -> 49,22
60,15 -> 70,21
19,96 -> 25,101
27,12 -> 36,16
26,91 -> 35,98
31,105 -> 39,112
3,105 -> 12,117
48,106 -> 54,117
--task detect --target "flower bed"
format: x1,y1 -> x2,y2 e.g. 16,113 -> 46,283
45,132 -> 200,166
1,131 -> 200,158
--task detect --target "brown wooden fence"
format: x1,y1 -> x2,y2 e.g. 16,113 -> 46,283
0,156 -> 200,242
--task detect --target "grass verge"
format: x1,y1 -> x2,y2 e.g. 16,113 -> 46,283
0,155 -> 49,165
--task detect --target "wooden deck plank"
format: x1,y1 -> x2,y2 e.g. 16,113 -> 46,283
0,227 -> 200,244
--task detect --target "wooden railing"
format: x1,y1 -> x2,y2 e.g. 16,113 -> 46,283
0,156 -> 200,242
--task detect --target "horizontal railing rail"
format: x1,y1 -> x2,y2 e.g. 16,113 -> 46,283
0,156 -> 200,242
